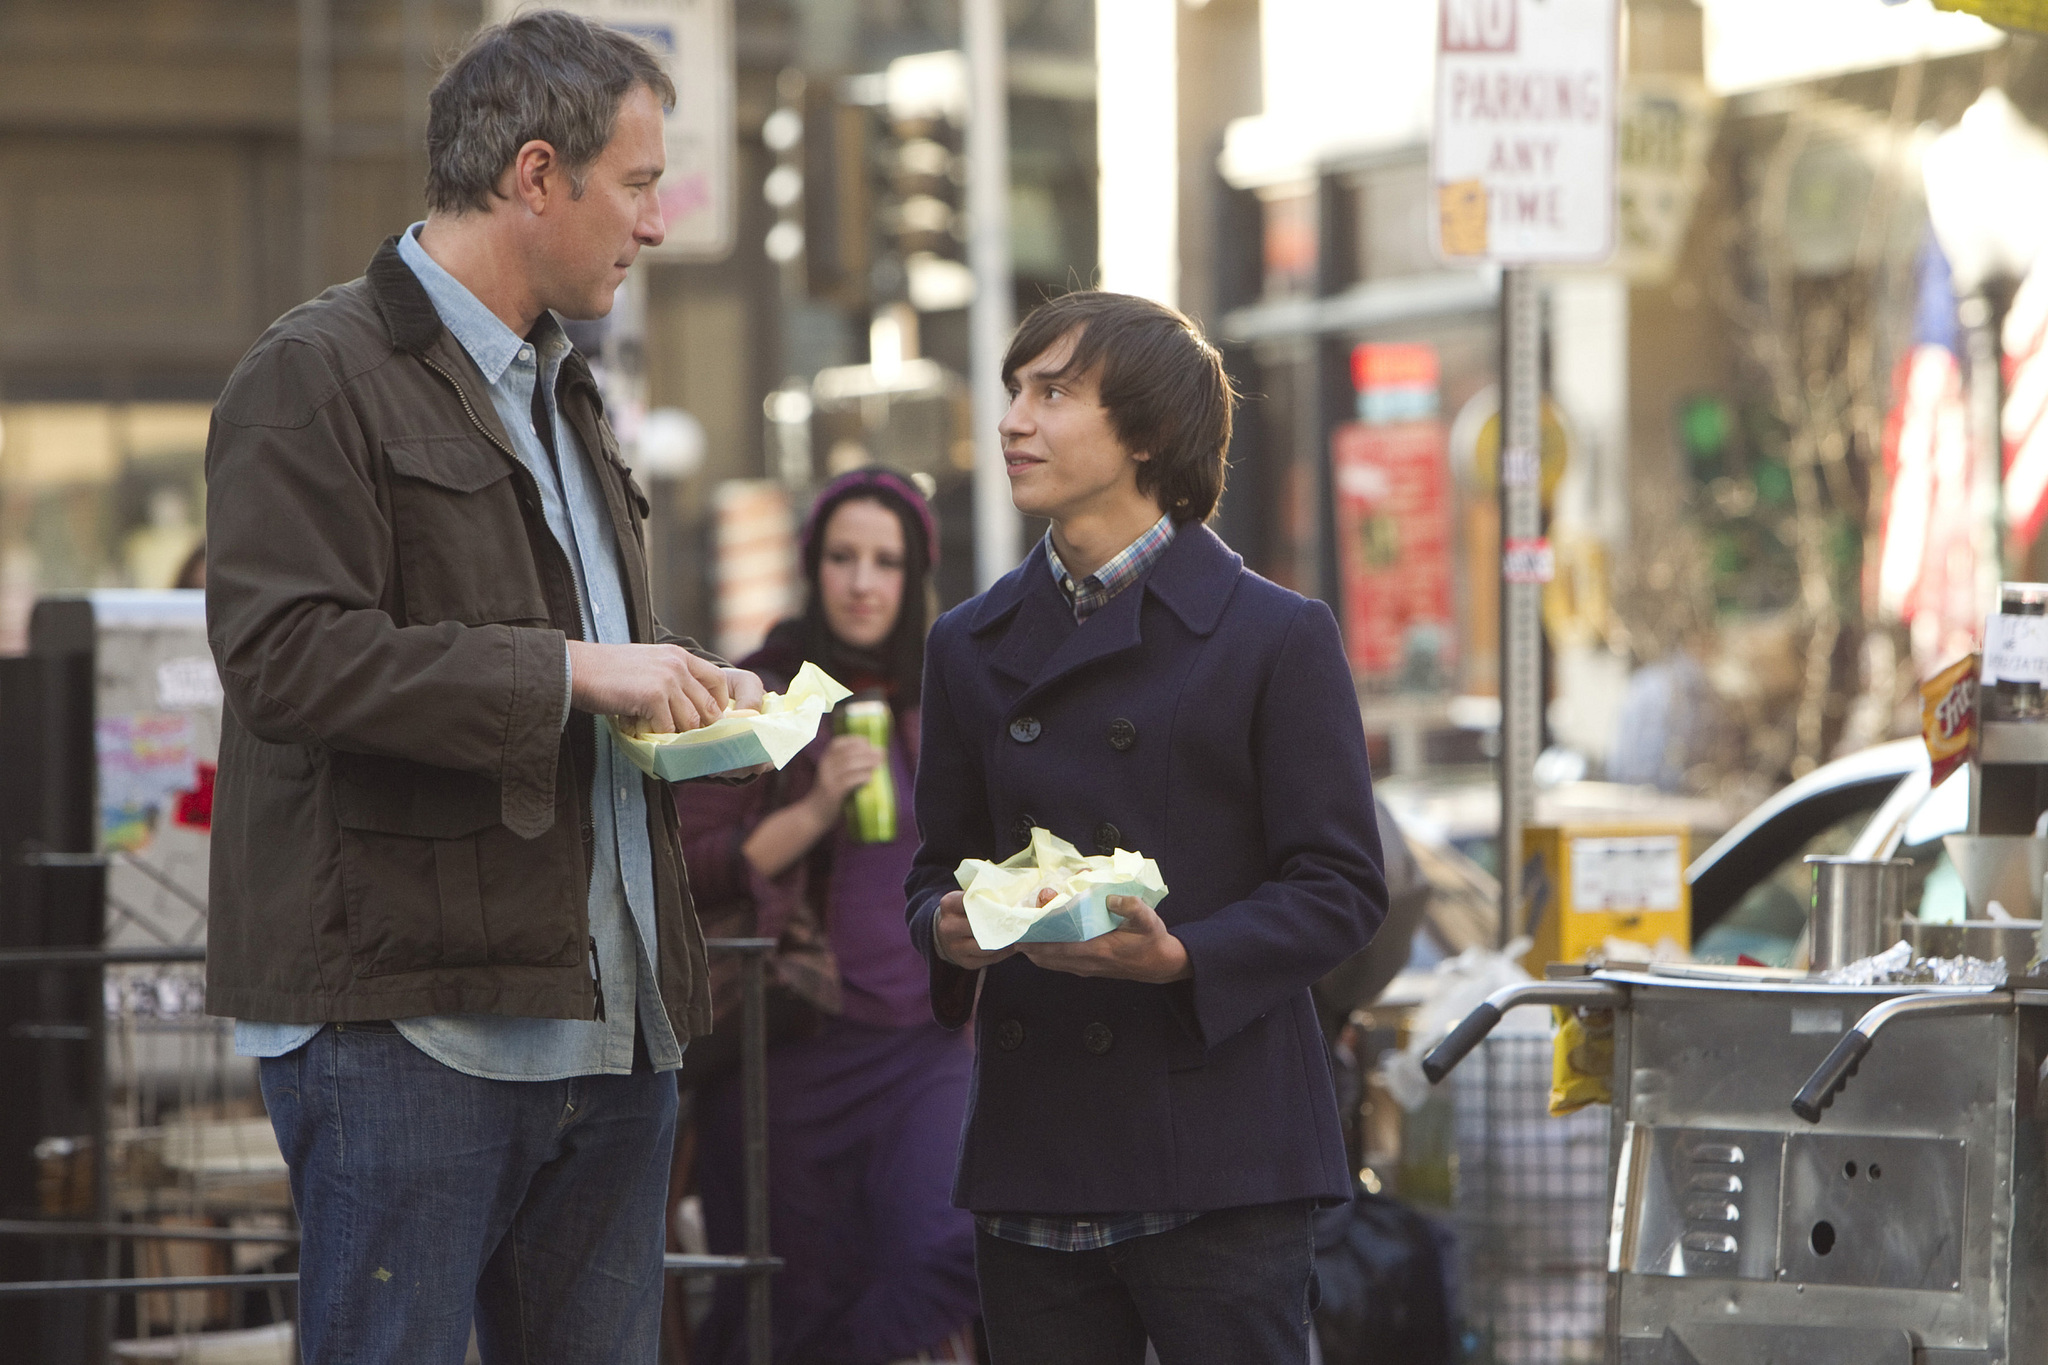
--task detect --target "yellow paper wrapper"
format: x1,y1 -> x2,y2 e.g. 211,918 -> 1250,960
611,662 -> 853,781
1549,1005 -> 1614,1116
954,827 -> 1168,950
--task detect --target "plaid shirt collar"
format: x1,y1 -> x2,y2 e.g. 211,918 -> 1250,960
1045,513 -> 1177,623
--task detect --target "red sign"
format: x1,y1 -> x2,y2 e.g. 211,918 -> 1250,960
1331,421 -> 1458,680
1502,537 -> 1554,583
1352,343 -> 1440,394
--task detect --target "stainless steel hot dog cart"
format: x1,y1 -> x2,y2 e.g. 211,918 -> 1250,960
1425,967 -> 2046,1365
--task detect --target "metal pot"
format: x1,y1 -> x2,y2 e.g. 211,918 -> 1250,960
1806,857 -> 1911,972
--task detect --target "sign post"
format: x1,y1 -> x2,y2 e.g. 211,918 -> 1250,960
1433,0 -> 1618,949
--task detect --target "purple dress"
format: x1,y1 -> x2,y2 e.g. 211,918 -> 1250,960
682,668 -> 977,1365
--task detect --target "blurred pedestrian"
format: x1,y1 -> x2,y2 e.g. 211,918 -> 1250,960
681,467 -> 979,1365
204,13 -> 761,1364
1608,629 -> 1727,792
906,291 -> 1388,1365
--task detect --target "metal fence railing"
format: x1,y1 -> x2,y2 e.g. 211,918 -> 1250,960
1451,1034 -> 1609,1365
0,937 -> 782,1365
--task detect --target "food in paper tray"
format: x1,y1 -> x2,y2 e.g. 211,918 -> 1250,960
955,827 -> 1168,950
610,662 -> 852,782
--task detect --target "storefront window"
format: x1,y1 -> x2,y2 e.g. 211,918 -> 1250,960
0,401 -> 210,651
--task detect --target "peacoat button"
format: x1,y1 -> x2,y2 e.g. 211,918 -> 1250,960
1094,822 -> 1121,856
1108,718 -> 1137,751
996,1019 -> 1025,1051
1083,1022 -> 1114,1055
1009,716 -> 1042,744
1012,814 -> 1038,848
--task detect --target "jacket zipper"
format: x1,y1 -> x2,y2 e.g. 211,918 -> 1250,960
420,350 -> 606,1007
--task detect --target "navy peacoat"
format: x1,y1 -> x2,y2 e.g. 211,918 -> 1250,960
905,523 -> 1387,1215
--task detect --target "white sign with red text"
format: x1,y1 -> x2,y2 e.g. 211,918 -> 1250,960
1432,0 -> 1619,264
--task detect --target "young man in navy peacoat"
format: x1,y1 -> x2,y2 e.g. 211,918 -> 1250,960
904,291 -> 1388,1364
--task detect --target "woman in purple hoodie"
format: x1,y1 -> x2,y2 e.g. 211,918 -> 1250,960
679,467 -> 977,1365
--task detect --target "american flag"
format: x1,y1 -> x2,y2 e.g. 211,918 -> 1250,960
1877,239 -> 1978,677
2004,258 -> 2048,548
1879,342 -> 1979,677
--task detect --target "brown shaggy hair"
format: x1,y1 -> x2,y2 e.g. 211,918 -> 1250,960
1000,291 -> 1235,523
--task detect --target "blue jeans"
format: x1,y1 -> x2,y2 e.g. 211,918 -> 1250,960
259,1022 -> 678,1365
974,1201 -> 1318,1365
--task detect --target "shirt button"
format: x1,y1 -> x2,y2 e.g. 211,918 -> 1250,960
1083,1022 -> 1114,1055
1094,823 -> 1121,856
618,787 -> 629,801
1108,718 -> 1137,751
1009,716 -> 1042,744
995,1019 -> 1025,1051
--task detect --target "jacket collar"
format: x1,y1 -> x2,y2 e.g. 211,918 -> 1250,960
971,521 -> 1243,694
367,235 -> 444,356
369,232 -> 605,403
1142,523 -> 1242,636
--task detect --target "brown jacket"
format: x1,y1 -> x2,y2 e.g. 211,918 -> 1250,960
202,237 -> 712,1041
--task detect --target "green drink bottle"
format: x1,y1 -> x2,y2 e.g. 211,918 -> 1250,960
836,698 -> 896,843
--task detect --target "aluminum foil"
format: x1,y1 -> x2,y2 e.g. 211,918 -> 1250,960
1825,939 -> 2009,987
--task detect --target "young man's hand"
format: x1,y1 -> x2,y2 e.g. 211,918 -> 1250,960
568,641 -> 763,734
1018,896 -> 1192,984
934,890 -> 1022,971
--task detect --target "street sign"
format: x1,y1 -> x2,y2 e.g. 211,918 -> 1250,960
487,0 -> 735,261
1432,0 -> 1619,264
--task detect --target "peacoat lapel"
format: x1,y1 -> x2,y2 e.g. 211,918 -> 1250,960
972,524 -> 1245,704
977,545 -> 1076,688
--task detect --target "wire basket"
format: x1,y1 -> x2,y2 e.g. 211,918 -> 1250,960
1451,1034 -> 1609,1365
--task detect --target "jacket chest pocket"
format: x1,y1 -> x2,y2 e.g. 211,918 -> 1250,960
384,435 -> 551,627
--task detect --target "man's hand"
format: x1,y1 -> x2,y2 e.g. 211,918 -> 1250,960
568,641 -> 760,734
1019,896 -> 1191,984
723,667 -> 766,713
933,890 -> 1022,972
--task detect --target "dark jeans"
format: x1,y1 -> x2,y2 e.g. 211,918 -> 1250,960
974,1200 -> 1318,1365
259,1022 -> 678,1365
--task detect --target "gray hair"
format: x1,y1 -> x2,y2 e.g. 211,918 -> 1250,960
426,10 -> 675,215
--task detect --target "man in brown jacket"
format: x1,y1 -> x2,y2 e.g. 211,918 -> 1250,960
203,13 -> 755,1363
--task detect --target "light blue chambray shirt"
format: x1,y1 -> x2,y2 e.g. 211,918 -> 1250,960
234,223 -> 683,1080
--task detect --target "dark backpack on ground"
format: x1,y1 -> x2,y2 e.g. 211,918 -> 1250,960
1312,1187 -> 1457,1365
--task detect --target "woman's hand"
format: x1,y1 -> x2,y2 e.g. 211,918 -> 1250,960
804,735 -> 883,811
742,734 -> 881,878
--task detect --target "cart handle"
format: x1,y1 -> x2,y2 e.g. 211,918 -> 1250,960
1791,990 -> 2013,1124
1421,981 -> 1627,1084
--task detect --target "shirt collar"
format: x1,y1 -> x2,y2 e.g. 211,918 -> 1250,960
396,222 -> 568,384
1045,512 -> 1177,617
